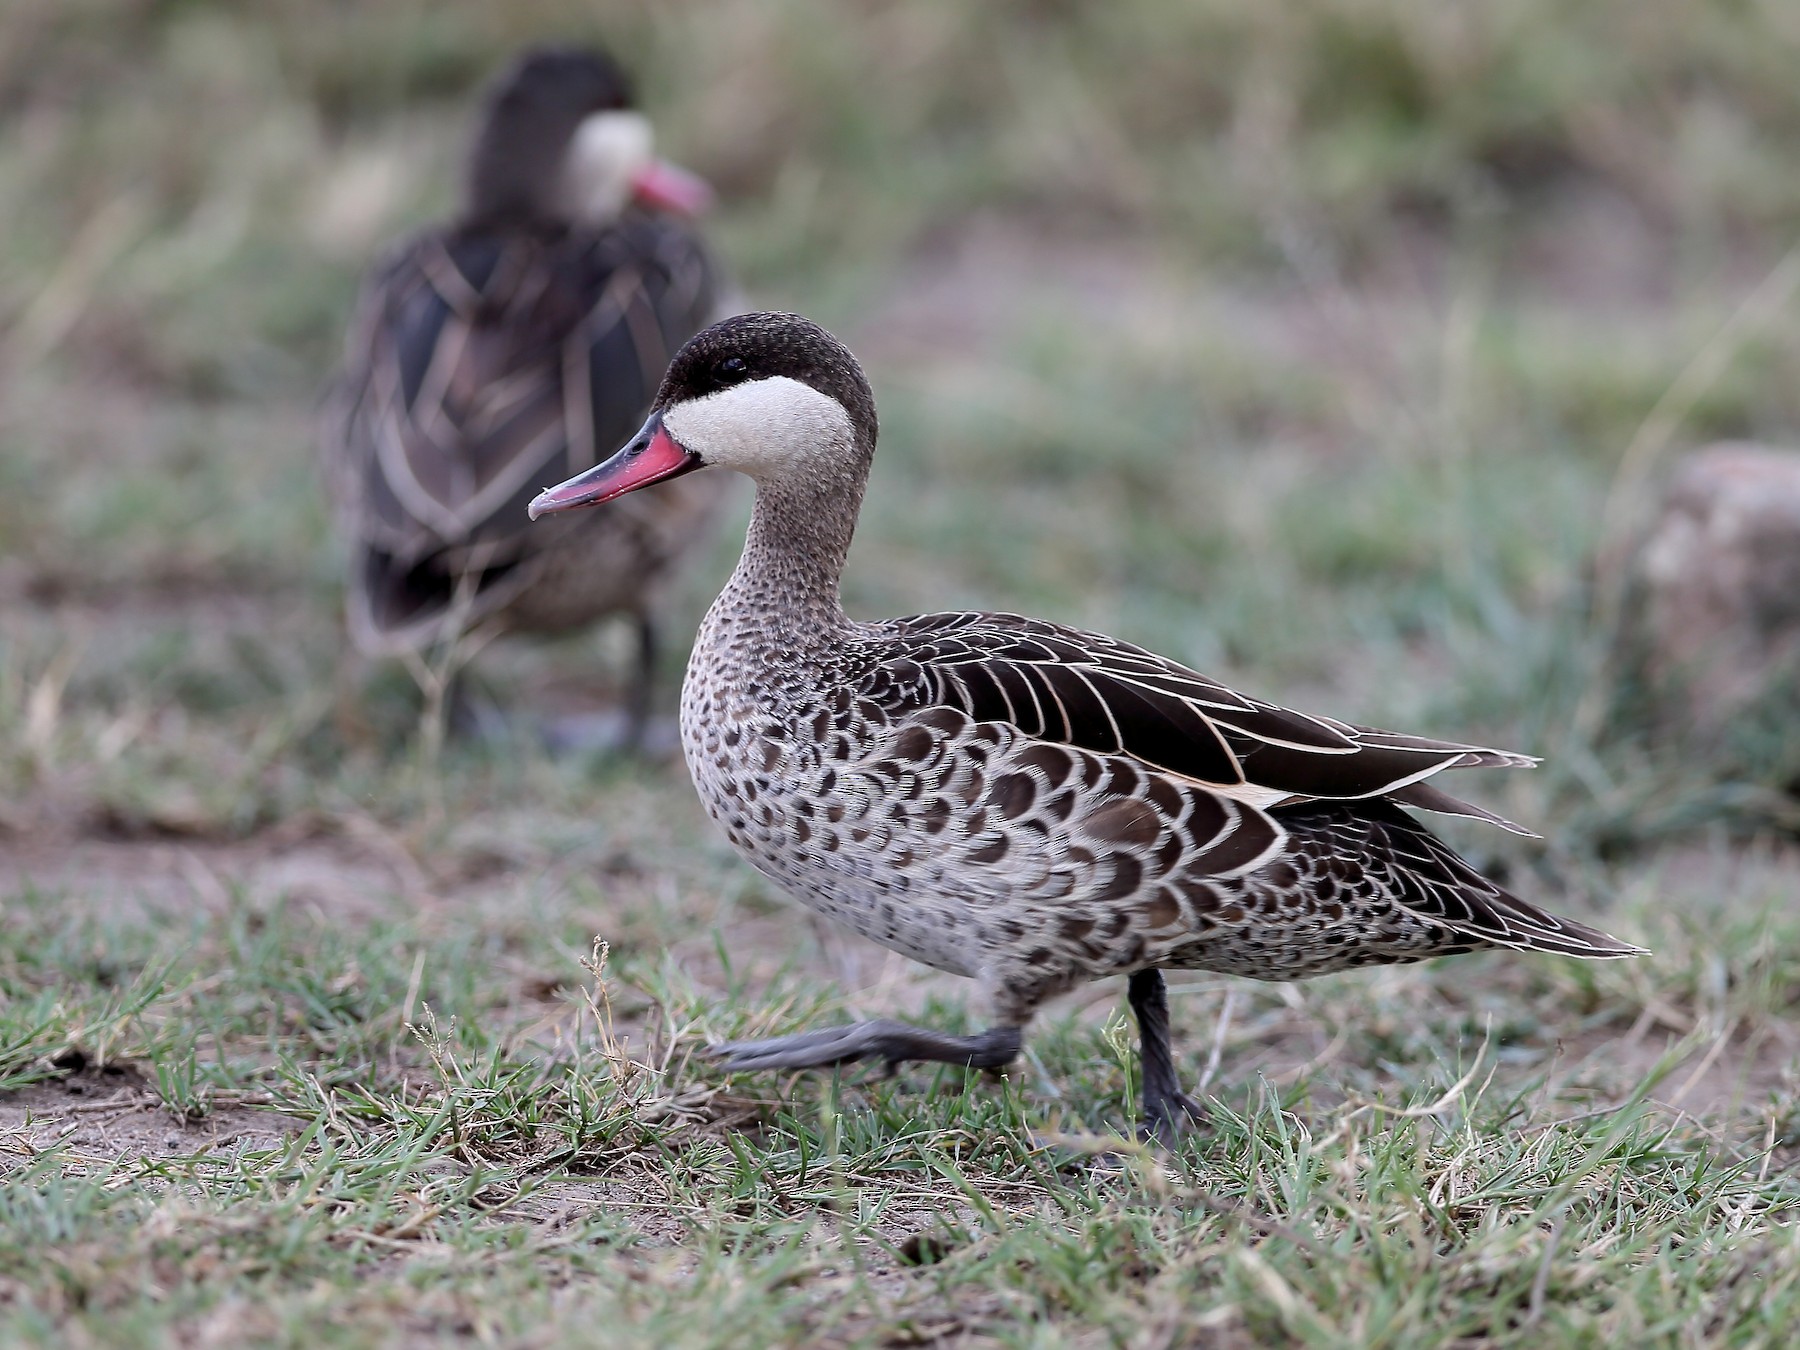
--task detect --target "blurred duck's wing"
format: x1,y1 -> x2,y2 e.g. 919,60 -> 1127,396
321,217 -> 723,649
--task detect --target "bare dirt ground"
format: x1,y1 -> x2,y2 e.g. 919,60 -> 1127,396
0,1067 -> 289,1175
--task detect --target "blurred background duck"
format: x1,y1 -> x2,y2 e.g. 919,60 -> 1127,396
321,44 -> 735,747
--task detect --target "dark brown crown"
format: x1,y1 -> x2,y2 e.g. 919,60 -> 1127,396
654,312 -> 879,455
463,46 -> 635,227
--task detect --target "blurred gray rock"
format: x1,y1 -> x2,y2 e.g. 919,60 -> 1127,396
1635,443 -> 1800,727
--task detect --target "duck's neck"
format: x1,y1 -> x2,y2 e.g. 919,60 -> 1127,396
713,471 -> 865,646
463,126 -> 571,230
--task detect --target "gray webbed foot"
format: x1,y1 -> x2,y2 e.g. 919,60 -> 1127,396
709,1019 -> 1021,1075
1141,1086 -> 1207,1145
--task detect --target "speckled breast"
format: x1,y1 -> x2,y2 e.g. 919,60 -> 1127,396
677,663 -> 1013,980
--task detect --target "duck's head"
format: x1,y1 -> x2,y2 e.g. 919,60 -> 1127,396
465,45 -> 712,229
530,312 -> 878,519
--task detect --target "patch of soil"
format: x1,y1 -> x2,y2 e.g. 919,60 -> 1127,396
0,1064 -> 294,1171
0,830 -> 429,925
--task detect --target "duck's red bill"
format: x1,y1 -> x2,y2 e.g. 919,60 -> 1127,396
629,159 -> 714,216
528,420 -> 698,519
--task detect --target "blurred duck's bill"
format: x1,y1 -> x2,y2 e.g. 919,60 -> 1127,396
630,159 -> 715,216
528,414 -> 700,519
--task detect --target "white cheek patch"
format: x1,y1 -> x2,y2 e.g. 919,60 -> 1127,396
558,110 -> 652,224
664,377 -> 856,480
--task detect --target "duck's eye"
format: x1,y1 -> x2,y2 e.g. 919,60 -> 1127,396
716,357 -> 748,383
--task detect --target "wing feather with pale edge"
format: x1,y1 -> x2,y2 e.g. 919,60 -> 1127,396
861,611 -> 1538,833
1299,801 -> 1643,956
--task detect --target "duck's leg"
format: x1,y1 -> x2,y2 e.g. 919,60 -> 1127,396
622,612 -> 658,751
445,668 -> 505,741
1128,968 -> 1205,1141
709,1020 -> 1022,1075
538,615 -> 660,757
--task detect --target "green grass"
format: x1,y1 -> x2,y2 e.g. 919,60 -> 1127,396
4,0 -> 1800,1344
2,859 -> 1798,1345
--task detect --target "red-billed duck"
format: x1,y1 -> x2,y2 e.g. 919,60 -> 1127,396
529,311 -> 1644,1139
322,46 -> 733,741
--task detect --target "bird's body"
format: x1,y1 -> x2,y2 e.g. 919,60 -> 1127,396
326,214 -> 726,649
530,311 -> 1643,1136
681,609 -> 1603,1010
322,47 -> 732,733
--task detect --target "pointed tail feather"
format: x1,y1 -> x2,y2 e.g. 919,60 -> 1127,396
1387,780 -> 1541,838
1362,799 -> 1647,960
1351,728 -> 1541,771
1467,897 -> 1649,959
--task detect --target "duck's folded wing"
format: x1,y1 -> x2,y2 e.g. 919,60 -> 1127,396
330,220 -> 723,555
863,611 -> 1538,833
320,219 -> 724,644
325,234 -> 565,567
